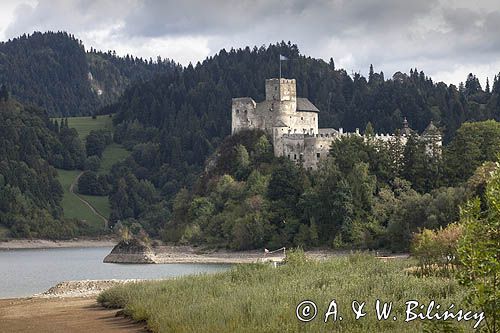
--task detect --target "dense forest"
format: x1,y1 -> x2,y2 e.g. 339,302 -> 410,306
103,42 -> 500,241
2,36 -> 500,249
0,95 -> 99,238
0,31 -> 179,116
160,121 -> 500,251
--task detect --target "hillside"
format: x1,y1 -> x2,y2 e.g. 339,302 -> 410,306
54,115 -> 130,229
0,97 -> 98,239
101,43 -> 500,236
0,31 -> 179,116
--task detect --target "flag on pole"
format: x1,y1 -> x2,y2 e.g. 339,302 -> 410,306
279,55 -> 288,79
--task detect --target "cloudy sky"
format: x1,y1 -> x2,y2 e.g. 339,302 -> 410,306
1,0 -> 499,86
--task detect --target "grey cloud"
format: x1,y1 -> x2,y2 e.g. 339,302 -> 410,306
5,0 -> 133,38
2,0 -> 500,85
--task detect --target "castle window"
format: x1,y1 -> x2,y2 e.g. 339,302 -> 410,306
244,110 -> 247,114
236,109 -> 240,114
317,153 -> 320,159
299,154 -> 303,161
301,117 -> 303,120
294,154 -> 297,160
288,154 -> 290,159
275,86 -> 277,91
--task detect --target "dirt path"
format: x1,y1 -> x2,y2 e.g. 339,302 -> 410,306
0,297 -> 147,333
70,172 -> 109,229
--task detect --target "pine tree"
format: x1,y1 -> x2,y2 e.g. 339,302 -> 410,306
0,84 -> 8,101
369,64 -> 374,82
329,58 -> 335,70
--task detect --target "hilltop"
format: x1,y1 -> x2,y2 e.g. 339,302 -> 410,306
0,31 -> 179,116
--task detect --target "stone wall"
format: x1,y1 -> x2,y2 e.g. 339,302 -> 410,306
231,97 -> 258,134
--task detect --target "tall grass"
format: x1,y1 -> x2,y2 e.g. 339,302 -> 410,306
98,253 -> 477,332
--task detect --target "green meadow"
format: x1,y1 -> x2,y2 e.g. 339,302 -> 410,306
56,169 -> 108,229
98,253 -> 477,333
56,115 -> 113,139
54,115 -> 130,226
99,143 -> 129,174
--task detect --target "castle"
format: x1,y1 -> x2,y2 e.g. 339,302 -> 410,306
232,78 -> 442,169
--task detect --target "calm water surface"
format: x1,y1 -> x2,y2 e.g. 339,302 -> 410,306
0,247 -> 230,298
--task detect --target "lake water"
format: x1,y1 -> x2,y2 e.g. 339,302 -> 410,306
0,247 -> 231,299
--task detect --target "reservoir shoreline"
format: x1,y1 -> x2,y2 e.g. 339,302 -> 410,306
0,238 -> 117,250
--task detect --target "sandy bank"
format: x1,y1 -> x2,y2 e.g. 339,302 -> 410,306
0,297 -> 146,333
0,238 -> 117,250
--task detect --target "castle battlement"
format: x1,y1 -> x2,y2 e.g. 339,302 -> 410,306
231,78 -> 442,169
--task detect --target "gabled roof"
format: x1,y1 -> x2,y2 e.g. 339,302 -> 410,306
423,121 -> 440,135
296,98 -> 319,112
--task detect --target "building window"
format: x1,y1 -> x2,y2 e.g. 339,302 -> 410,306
244,110 -> 247,114
299,154 -> 303,161
317,153 -> 320,159
275,86 -> 277,91
288,154 -> 291,159
294,154 -> 297,160
301,117 -> 303,120
236,109 -> 240,114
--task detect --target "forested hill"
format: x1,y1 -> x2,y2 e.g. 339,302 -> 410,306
104,42 -> 500,203
0,31 -> 179,116
0,96 -> 98,238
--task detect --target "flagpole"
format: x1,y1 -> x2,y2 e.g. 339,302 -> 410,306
279,57 -> 281,80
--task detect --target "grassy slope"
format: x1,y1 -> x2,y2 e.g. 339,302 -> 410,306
57,169 -> 106,228
99,143 -> 129,174
55,115 -> 130,224
99,254 -> 474,333
57,115 -> 113,139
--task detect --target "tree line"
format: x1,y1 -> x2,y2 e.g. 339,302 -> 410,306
0,31 -> 179,116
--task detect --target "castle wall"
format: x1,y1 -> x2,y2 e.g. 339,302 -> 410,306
231,98 -> 259,134
282,134 -> 337,170
276,111 -> 317,135
231,78 -> 442,170
265,78 -> 296,102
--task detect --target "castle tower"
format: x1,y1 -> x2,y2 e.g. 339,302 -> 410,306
265,78 -> 297,104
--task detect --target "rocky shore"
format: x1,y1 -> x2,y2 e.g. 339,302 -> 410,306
103,238 -> 156,263
33,279 -> 144,298
103,238 -> 287,264
103,240 -> 409,264
0,238 -> 116,250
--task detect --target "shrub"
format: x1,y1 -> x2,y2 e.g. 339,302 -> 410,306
411,223 -> 463,276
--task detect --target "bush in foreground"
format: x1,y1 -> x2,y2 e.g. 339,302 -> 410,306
98,254 -> 478,333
